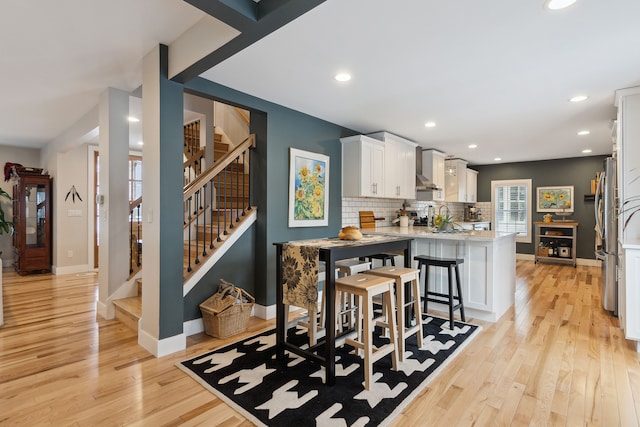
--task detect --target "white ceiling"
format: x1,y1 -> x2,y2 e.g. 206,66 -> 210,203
2,0 -> 640,165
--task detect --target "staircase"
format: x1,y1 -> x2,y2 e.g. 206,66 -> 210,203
115,116 -> 256,335
113,278 -> 142,332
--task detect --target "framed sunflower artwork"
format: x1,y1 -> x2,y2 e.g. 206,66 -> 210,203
536,186 -> 574,212
288,148 -> 330,227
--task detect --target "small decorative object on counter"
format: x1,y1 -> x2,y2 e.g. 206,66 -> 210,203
200,279 -> 255,338
434,213 -> 454,231
338,225 -> 363,240
543,213 -> 553,223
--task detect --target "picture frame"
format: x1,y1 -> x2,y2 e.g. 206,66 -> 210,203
288,148 -> 330,227
536,186 -> 574,212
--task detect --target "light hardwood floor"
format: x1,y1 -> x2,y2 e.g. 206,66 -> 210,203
1,261 -> 639,426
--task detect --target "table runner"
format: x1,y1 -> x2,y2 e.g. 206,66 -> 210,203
280,235 -> 403,312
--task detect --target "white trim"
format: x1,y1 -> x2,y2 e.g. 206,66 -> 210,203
516,252 -> 601,267
491,178 -> 533,244
184,317 -> 204,336
52,264 -> 94,275
138,329 -> 186,357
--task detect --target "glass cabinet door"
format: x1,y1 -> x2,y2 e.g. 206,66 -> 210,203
24,183 -> 47,248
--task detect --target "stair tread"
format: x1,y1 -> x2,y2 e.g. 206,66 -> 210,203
113,295 -> 142,318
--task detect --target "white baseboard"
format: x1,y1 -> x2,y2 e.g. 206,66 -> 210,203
53,264 -> 94,275
138,328 -> 186,357
516,253 -> 601,267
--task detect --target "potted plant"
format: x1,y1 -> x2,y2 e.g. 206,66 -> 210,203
0,187 -> 13,235
434,212 -> 454,231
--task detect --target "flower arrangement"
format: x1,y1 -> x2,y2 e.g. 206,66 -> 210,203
434,213 -> 453,231
293,162 -> 325,220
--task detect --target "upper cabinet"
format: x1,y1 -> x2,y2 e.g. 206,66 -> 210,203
444,158 -> 478,203
445,159 -> 468,203
341,135 -> 385,197
466,168 -> 478,203
341,132 -> 417,199
421,149 -> 446,201
368,132 -> 417,199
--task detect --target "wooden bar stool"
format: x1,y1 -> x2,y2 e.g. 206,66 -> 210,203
414,255 -> 466,330
364,266 -> 423,361
319,259 -> 371,332
335,273 -> 400,390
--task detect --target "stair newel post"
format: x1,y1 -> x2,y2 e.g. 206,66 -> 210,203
216,174 -> 222,243
209,177 -> 215,249
136,204 -> 141,268
186,196 -> 193,273
223,166 -> 229,234
235,156 -> 240,224
194,190 -> 200,265
129,208 -> 134,274
242,149 -> 247,216
201,183 -> 207,257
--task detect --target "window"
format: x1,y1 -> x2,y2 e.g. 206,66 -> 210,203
491,179 -> 532,243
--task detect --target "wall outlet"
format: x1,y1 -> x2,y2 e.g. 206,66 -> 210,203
67,250 -> 73,258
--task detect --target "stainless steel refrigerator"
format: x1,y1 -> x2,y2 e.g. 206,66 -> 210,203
595,157 -> 618,314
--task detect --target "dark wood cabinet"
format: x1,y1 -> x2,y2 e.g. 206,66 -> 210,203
12,168 -> 52,275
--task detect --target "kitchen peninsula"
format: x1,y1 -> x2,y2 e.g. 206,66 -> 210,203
366,227 -> 517,322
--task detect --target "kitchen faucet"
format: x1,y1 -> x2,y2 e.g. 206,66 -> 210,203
439,204 -> 450,217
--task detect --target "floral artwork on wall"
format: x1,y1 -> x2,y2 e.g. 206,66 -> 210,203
536,186 -> 574,212
288,148 -> 330,227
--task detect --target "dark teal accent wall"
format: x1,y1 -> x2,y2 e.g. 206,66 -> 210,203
158,45 -> 187,339
474,155 -> 608,259
183,77 -> 355,317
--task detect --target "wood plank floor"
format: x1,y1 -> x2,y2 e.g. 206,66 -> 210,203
1,261 -> 639,426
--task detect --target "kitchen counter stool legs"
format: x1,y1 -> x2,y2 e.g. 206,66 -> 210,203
364,266 -> 423,361
414,255 -> 465,329
335,273 -> 399,391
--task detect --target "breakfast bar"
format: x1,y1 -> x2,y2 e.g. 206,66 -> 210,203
366,227 -> 517,322
274,235 -> 413,386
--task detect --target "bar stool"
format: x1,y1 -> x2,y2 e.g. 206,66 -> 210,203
414,255 -> 466,330
288,264 -> 331,346
319,259 -> 371,332
335,273 -> 399,390
364,266 -> 423,361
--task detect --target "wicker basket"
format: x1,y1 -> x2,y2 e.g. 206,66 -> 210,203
200,287 -> 255,338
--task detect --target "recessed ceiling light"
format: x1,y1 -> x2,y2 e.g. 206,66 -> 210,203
128,116 -> 140,122
468,144 -> 477,149
582,149 -> 592,153
577,130 -> 590,136
334,73 -> 351,82
424,121 -> 436,128
569,95 -> 588,103
494,157 -> 502,161
545,0 -> 577,10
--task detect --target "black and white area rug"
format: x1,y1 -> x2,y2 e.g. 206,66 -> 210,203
178,315 -> 480,427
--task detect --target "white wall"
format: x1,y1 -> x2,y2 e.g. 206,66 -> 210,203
54,145 -> 91,273
0,145 -> 41,266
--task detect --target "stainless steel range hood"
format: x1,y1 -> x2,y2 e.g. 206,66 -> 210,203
415,147 -> 442,191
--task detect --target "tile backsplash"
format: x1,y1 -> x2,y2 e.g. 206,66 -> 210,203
342,197 -> 492,227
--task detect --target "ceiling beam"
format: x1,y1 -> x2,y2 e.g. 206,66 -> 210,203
174,0 -> 326,83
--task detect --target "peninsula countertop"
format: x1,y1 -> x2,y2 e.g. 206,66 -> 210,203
364,226 -> 517,242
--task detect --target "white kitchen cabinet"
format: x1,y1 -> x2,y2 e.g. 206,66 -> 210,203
466,168 -> 478,203
340,135 -> 385,197
420,149 -> 446,201
445,159 -> 468,203
367,132 -> 417,199
410,234 -> 516,322
614,87 -> 640,347
616,88 -> 640,246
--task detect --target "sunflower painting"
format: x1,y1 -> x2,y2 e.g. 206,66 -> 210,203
536,186 -> 574,212
288,148 -> 330,227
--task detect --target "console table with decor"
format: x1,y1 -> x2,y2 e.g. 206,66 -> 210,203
534,221 -> 579,267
